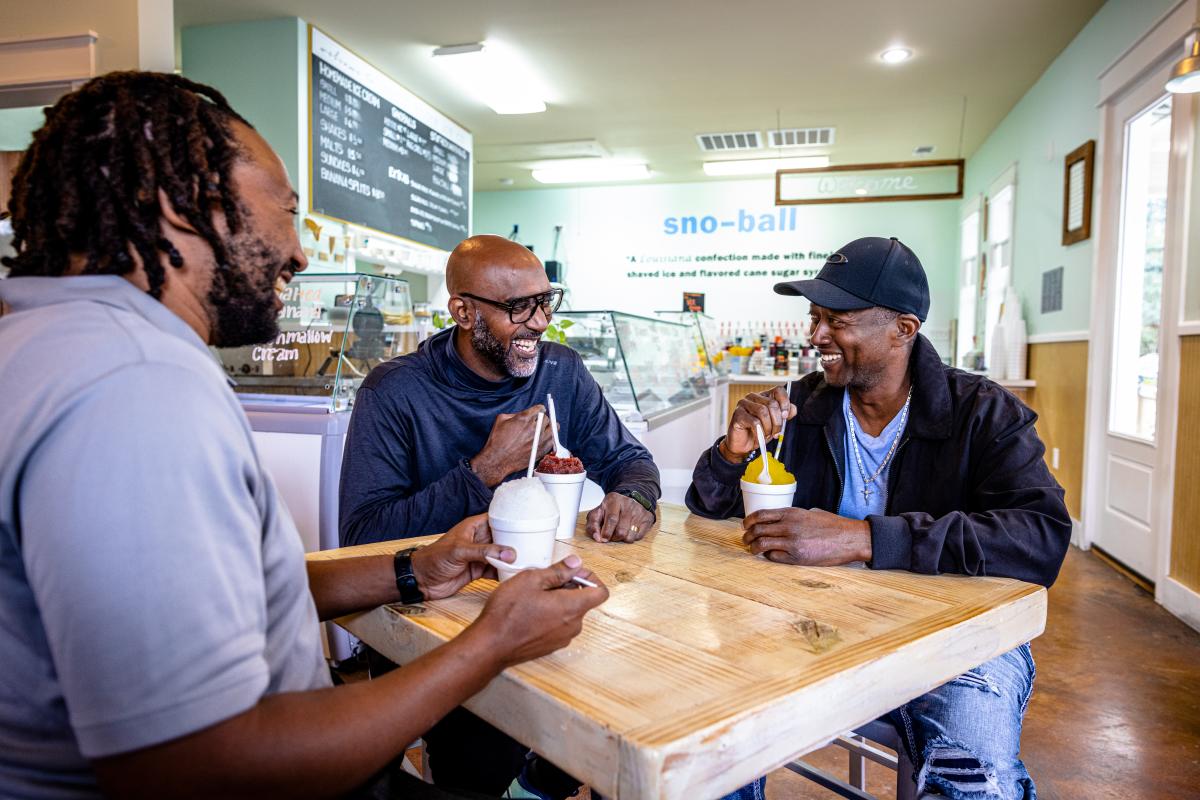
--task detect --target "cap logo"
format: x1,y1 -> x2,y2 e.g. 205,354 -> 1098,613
827,253 -> 848,265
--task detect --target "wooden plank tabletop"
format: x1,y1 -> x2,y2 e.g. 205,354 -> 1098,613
309,504 -> 1047,800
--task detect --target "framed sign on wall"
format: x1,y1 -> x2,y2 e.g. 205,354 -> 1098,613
775,159 -> 964,205
1062,140 -> 1095,246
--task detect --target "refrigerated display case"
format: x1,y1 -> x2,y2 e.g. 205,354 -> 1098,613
655,310 -> 730,376
554,311 -> 721,505
555,310 -> 711,422
214,272 -> 422,412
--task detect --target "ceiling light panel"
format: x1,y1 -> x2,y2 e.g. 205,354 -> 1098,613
696,131 -> 762,152
531,160 -> 650,184
433,41 -> 547,114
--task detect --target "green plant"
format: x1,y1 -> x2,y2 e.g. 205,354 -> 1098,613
544,318 -> 575,344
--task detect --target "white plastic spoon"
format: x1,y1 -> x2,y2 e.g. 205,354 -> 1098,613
547,393 -> 569,457
527,411 -> 544,478
484,556 -> 599,587
755,422 -> 771,484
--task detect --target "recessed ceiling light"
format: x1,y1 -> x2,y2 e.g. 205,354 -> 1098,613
531,160 -> 650,184
880,47 -> 913,64
703,156 -> 830,176
433,41 -> 547,114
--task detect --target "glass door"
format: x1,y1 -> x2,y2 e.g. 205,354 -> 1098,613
1109,97 -> 1171,442
1092,85 -> 1179,580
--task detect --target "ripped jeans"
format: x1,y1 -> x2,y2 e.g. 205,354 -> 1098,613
889,642 -> 1037,799
723,644 -> 1036,800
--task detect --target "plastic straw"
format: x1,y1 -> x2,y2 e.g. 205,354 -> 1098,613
527,411 -> 544,478
774,380 -> 792,460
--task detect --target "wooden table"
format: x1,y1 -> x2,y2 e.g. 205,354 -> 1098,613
308,504 -> 1047,799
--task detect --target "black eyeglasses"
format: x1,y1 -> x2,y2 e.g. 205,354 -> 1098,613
460,289 -> 564,324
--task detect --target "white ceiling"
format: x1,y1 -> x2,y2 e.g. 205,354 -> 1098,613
175,0 -> 1106,191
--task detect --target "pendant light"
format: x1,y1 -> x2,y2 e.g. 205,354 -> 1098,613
1167,31 -> 1200,93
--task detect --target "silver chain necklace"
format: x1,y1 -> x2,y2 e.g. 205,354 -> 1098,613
845,388 -> 912,504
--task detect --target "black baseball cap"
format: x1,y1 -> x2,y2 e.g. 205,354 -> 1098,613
774,236 -> 930,322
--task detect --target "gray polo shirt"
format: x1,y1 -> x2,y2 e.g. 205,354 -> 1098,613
0,276 -> 330,798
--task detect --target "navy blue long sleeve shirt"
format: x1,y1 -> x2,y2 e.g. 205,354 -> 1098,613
338,327 -> 661,544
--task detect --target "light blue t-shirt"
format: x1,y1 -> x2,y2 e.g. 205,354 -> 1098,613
838,389 -> 910,521
0,276 -> 330,799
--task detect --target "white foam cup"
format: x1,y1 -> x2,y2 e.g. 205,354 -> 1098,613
487,512 -> 559,581
535,470 -> 588,540
739,478 -> 797,516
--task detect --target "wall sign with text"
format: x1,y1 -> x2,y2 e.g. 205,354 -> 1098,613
776,159 -> 964,205
309,26 -> 473,251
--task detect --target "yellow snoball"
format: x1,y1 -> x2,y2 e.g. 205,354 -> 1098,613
743,452 -> 795,485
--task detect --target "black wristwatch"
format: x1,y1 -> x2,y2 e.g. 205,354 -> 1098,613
393,547 -> 425,605
616,489 -> 656,520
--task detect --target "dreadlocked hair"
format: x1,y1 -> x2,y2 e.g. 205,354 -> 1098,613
2,71 -> 251,299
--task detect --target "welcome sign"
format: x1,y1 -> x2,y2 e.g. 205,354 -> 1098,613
776,159 -> 963,205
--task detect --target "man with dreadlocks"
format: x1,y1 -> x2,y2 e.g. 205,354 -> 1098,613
0,72 -> 608,799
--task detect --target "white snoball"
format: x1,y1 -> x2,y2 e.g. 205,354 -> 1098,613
489,476 -> 559,521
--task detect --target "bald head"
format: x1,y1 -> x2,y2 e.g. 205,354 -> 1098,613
445,234 -> 555,381
446,234 -> 546,297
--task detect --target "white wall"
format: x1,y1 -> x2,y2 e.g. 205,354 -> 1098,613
475,178 -> 958,349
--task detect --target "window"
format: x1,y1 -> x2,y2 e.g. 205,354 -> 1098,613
982,167 -> 1017,368
956,199 -> 981,366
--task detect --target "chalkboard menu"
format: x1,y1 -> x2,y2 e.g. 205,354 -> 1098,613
309,27 -> 472,252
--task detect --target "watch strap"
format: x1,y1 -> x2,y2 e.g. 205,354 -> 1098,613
616,489 -> 656,520
393,547 -> 425,605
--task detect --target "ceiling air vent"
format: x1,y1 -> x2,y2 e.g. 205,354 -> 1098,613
767,127 -> 835,148
696,131 -> 762,152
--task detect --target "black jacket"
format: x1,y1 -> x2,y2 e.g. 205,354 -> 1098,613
686,335 -> 1071,587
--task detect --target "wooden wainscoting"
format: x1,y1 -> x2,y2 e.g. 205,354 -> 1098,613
726,382 -> 778,424
1170,336 -> 1200,592
1025,340 -> 1088,519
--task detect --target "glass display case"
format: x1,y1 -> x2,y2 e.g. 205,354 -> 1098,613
555,310 -> 710,420
655,310 -> 730,376
214,272 -> 423,411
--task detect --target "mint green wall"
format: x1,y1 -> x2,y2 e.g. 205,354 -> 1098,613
962,0 -> 1177,336
474,180 -> 959,355
0,106 -> 45,150
182,18 -> 306,192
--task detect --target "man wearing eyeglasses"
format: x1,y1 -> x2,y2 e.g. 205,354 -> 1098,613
338,234 -> 660,798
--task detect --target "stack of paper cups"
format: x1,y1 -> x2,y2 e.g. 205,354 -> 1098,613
487,511 -> 559,581
535,470 -> 589,540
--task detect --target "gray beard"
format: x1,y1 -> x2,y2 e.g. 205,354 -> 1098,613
471,311 -> 539,378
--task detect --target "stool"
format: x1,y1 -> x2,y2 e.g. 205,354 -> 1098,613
785,718 -> 916,800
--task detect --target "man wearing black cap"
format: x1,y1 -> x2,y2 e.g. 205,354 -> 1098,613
687,237 -> 1070,799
